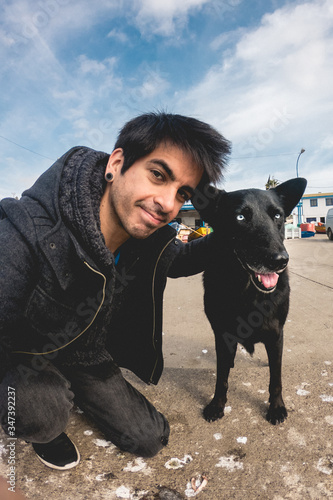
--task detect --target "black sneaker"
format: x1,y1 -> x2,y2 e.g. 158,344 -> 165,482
32,433 -> 80,470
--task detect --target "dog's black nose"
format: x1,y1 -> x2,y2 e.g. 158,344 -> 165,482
271,251 -> 289,270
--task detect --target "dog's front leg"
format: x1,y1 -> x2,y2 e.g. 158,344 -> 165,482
264,331 -> 287,425
203,334 -> 237,422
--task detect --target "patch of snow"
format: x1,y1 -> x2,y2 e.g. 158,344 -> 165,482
215,455 -> 244,471
165,455 -> 193,470
316,456 -> 333,475
123,457 -> 148,473
324,416 -> 333,425
297,389 -> 310,396
320,395 -> 333,402
93,438 -> 112,447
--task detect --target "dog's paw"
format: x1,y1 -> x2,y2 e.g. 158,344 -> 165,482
203,401 -> 224,422
266,404 -> 288,425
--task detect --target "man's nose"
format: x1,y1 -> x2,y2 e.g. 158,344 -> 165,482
155,189 -> 177,215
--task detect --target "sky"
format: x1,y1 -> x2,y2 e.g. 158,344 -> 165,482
1,0 -> 333,199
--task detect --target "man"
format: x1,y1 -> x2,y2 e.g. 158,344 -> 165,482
0,112 -> 230,470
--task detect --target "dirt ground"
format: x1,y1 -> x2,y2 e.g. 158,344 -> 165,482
0,234 -> 332,499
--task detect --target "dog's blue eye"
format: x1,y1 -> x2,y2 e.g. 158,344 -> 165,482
275,213 -> 281,219
237,214 -> 245,221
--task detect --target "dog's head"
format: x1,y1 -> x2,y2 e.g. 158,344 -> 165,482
192,177 -> 307,293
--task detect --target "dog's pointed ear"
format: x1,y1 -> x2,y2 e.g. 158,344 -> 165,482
273,178 -> 307,216
191,183 -> 225,225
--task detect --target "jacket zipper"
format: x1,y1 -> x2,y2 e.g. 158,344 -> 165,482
149,236 -> 175,383
13,261 -> 107,356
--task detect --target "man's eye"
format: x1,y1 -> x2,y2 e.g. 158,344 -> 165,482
178,190 -> 191,201
151,169 -> 164,180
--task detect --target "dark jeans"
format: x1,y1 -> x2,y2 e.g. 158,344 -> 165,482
0,360 -> 169,458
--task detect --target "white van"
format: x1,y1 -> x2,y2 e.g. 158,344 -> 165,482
326,208 -> 333,240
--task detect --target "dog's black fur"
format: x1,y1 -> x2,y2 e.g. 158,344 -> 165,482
195,178 -> 307,425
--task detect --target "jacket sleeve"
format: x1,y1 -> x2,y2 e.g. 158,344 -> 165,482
0,217 -> 37,381
167,233 -> 214,278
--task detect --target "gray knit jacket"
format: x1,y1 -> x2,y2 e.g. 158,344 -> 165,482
0,147 -> 212,384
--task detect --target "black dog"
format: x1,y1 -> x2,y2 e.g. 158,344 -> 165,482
194,178 -> 307,425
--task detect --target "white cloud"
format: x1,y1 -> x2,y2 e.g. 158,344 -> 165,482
210,28 -> 245,51
78,55 -> 118,75
175,0 -> 333,191
2,0 -> 209,45
138,71 -> 170,99
1,0 -> 333,198
2,0 -> 120,44
134,0 -> 210,36
107,28 -> 129,44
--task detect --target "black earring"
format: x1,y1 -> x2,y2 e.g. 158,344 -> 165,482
105,172 -> 113,182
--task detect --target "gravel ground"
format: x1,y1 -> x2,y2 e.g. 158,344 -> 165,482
0,234 -> 332,499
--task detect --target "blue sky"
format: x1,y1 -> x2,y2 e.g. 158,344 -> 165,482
1,0 -> 333,198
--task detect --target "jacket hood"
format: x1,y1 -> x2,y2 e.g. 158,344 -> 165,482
1,147 -> 107,230
58,147 -> 111,270
22,147 -> 109,224
0,147 -> 110,289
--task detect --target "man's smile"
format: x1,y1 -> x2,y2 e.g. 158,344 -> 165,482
139,206 -> 167,226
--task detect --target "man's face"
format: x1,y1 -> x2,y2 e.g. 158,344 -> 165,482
102,143 -> 203,245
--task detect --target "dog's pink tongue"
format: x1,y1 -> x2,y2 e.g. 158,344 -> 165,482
256,272 -> 279,289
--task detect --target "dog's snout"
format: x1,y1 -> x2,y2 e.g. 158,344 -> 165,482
271,251 -> 289,270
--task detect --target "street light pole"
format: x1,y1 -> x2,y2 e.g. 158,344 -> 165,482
296,148 -> 305,178
296,148 -> 305,225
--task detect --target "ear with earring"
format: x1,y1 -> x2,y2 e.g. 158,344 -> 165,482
105,172 -> 113,182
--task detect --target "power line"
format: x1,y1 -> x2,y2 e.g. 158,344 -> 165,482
1,135 -> 332,190
0,135 -> 308,162
0,134 -> 55,161
231,152 -> 296,160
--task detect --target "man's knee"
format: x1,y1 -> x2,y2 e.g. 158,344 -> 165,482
13,402 -> 71,443
0,363 -> 74,443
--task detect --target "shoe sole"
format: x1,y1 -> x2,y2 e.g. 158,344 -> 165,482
34,442 -> 80,470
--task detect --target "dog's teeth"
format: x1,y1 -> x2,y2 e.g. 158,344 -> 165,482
257,275 -> 262,283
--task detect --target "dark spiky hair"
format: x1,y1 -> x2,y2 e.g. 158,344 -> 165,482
113,112 -> 231,184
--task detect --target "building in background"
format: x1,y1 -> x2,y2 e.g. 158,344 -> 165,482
175,201 -> 202,228
292,192 -> 333,225
178,194 -> 333,228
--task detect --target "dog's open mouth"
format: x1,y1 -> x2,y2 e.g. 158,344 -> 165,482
250,271 -> 279,293
234,250 -> 282,293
